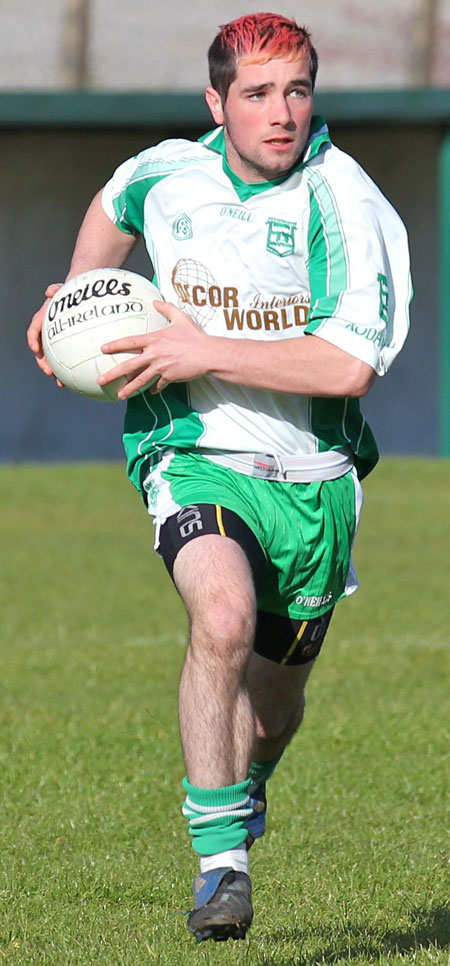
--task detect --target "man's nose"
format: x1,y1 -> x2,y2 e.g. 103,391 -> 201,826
269,96 -> 293,126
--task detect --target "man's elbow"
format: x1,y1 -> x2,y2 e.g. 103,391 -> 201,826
345,362 -> 377,398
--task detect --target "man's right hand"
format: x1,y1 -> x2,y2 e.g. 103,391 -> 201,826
27,283 -> 62,378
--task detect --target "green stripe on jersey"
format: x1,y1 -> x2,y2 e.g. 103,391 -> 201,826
123,384 -> 205,493
112,173 -> 169,234
111,154 -> 211,234
304,171 -> 378,477
306,170 -> 349,326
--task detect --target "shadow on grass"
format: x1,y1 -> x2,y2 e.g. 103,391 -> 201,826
267,906 -> 450,965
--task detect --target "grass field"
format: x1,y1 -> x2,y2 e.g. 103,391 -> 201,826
0,459 -> 449,965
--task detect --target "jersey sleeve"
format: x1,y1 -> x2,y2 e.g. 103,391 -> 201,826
304,165 -> 412,376
101,154 -> 149,236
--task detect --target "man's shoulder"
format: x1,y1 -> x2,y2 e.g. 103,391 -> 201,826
306,140 -> 396,214
132,137 -> 216,169
308,140 -> 365,181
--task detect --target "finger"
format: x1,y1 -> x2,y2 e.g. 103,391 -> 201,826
101,335 -> 150,353
152,300 -> 192,324
27,308 -> 48,351
27,325 -> 42,353
45,282 -> 63,298
97,352 -> 151,384
153,299 -> 175,311
149,375 -> 169,394
32,350 -> 57,378
116,370 -> 158,400
27,322 -> 57,378
98,358 -> 158,396
27,284 -> 62,352
154,300 -> 202,332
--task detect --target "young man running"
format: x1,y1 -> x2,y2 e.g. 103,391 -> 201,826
28,12 -> 411,943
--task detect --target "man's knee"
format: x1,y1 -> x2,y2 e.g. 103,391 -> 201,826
190,598 -> 256,670
254,691 -> 305,741
171,534 -> 256,671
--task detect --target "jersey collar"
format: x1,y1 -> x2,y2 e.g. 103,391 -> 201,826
199,115 -> 330,201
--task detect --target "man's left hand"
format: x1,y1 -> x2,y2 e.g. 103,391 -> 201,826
98,301 -> 211,397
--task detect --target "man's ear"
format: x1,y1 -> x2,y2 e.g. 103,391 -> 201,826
205,87 -> 225,125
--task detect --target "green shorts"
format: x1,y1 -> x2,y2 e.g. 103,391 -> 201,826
143,449 -> 362,620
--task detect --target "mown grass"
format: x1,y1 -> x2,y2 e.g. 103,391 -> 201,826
0,460 -> 448,965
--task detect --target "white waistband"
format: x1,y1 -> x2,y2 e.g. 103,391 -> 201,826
200,448 -> 354,483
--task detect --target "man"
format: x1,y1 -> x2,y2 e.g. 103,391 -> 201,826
28,12 -> 411,944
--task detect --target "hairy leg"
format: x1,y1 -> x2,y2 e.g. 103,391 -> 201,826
174,535 -> 257,789
246,652 -> 316,762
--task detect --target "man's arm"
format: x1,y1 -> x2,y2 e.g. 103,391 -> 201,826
198,326 -> 375,397
98,301 -> 376,399
27,190 -> 137,377
65,191 -> 137,279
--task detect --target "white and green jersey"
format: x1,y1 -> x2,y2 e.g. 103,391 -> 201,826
101,116 -> 411,491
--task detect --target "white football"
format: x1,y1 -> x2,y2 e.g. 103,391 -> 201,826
42,268 -> 168,401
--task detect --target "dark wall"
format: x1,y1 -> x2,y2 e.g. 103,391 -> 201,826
331,124 -> 439,455
0,124 -> 439,463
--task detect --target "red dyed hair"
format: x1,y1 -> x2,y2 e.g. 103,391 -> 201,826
208,12 -> 318,102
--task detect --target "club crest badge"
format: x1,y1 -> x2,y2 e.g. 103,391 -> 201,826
172,213 -> 193,240
266,217 -> 297,257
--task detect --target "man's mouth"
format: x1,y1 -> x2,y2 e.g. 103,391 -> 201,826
264,137 -> 294,148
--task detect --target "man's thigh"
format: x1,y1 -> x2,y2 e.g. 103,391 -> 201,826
158,501 -> 266,589
172,535 -> 259,669
172,532 -> 256,619
147,452 -> 356,663
158,501 -> 334,667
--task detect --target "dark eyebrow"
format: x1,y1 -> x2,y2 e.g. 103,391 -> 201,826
241,82 -> 276,94
241,78 -> 312,94
288,78 -> 312,91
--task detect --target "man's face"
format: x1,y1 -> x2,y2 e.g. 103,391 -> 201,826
206,55 -> 314,183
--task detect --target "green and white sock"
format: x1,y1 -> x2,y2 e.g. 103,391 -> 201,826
182,777 -> 252,856
200,845 -> 249,875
